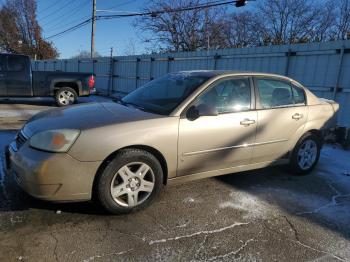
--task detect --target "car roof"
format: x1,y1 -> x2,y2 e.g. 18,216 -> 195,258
175,70 -> 294,81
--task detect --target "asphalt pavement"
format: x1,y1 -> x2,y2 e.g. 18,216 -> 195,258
0,96 -> 350,262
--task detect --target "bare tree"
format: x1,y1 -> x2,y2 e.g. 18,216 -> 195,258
219,11 -> 262,48
0,6 -> 21,53
331,0 -> 350,40
0,0 -> 58,59
136,0 -> 345,52
123,38 -> 138,56
136,0 -> 226,52
256,0 -> 326,45
309,1 -> 336,42
71,50 -> 101,59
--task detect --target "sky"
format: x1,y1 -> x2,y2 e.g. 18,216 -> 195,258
37,0 -> 149,58
36,0 -> 250,58
29,0 -> 325,58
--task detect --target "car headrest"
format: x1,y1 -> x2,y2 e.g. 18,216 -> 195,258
271,88 -> 292,106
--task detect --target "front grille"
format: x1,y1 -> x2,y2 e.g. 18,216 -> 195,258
16,131 -> 28,150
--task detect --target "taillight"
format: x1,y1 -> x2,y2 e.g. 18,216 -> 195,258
88,75 -> 95,89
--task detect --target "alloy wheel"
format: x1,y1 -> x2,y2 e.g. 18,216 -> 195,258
58,90 -> 75,105
110,162 -> 155,207
297,139 -> 318,170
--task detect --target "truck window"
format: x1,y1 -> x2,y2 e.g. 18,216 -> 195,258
7,56 -> 26,72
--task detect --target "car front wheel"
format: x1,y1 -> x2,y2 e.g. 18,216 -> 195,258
289,133 -> 321,175
97,149 -> 163,214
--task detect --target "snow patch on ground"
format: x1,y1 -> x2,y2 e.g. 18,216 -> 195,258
219,145 -> 350,222
0,109 -> 41,118
183,197 -> 202,204
220,191 -> 273,219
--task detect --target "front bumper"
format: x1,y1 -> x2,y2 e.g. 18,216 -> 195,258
6,141 -> 101,202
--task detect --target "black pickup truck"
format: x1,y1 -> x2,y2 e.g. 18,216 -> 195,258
0,53 -> 95,106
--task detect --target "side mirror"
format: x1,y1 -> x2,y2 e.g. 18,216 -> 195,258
186,106 -> 200,121
186,104 -> 218,121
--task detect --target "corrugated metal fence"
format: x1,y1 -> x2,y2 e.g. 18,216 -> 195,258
32,40 -> 350,127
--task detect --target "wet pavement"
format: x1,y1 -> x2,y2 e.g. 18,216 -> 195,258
0,97 -> 350,261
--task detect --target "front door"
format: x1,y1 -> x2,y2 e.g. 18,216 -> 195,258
251,77 -> 308,163
5,55 -> 32,97
0,55 -> 6,96
177,77 -> 257,176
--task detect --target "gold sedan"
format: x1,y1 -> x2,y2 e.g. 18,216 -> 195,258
6,71 -> 339,214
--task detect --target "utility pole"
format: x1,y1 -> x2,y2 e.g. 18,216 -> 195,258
91,0 -> 96,58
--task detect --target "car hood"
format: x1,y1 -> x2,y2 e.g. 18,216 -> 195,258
23,102 -> 161,137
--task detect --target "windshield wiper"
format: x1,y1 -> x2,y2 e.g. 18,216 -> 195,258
113,98 -> 160,114
114,98 -> 145,110
113,97 -> 127,105
125,102 -> 146,111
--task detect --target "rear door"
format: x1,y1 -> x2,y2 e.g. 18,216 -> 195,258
5,55 -> 32,96
251,77 -> 308,163
0,55 -> 6,96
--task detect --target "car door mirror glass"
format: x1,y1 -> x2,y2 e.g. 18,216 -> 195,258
186,104 -> 218,121
186,105 -> 200,121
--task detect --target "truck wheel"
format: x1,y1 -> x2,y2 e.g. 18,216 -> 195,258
289,133 -> 321,176
97,149 -> 163,214
55,87 -> 77,107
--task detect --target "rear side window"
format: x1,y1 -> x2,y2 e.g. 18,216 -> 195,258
256,78 -> 293,108
292,85 -> 306,104
7,56 -> 26,71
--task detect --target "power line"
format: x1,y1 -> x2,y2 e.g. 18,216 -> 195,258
45,14 -> 91,34
45,18 -> 92,40
38,0 -> 80,22
103,0 -> 135,11
97,0 -> 225,14
44,0 -> 247,40
96,0 -> 240,20
43,0 -> 90,30
37,0 -> 62,16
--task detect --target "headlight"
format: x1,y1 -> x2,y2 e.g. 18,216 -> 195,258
29,129 -> 80,153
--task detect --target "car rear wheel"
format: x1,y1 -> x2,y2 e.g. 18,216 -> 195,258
97,149 -> 163,214
55,87 -> 77,107
289,133 -> 321,175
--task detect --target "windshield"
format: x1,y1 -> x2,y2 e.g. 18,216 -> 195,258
121,73 -> 210,115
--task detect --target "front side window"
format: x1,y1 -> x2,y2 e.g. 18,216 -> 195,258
194,78 -> 251,113
7,56 -> 26,72
256,78 -> 294,108
122,73 -> 210,115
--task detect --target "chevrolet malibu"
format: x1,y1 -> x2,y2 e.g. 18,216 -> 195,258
6,71 -> 339,214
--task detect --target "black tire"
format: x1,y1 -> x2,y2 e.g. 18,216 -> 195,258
289,133 -> 321,175
97,149 -> 163,214
55,87 -> 77,107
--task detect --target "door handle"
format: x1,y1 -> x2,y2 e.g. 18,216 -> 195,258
292,113 -> 303,120
240,119 -> 256,126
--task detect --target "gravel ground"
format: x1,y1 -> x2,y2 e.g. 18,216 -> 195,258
0,96 -> 350,262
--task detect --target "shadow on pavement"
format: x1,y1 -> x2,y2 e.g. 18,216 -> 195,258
215,150 -> 350,240
0,98 -> 57,107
